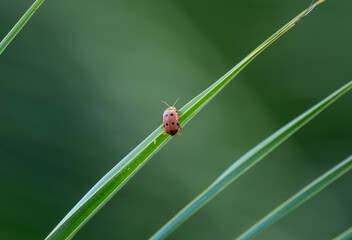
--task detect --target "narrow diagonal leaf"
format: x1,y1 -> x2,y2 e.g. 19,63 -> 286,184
235,155 -> 352,240
150,80 -> 352,240
46,1 -> 326,239
333,226 -> 352,240
0,0 -> 45,55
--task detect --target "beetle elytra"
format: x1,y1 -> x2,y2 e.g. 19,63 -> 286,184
161,98 -> 182,136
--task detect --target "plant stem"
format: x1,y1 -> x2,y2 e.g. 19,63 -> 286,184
0,0 -> 45,55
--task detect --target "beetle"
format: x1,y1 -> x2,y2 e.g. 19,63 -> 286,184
161,99 -> 182,136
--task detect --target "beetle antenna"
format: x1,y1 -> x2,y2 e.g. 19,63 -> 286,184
172,98 -> 180,107
161,100 -> 171,108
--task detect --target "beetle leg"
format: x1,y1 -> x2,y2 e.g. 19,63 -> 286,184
161,125 -> 167,135
177,132 -> 181,136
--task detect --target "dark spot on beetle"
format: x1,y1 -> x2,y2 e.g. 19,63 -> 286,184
172,122 -> 174,125
177,123 -> 179,125
165,114 -> 168,117
166,123 -> 168,126
170,130 -> 173,134
171,113 -> 174,116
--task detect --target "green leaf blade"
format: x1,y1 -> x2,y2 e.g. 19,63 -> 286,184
179,0 -> 325,126
333,226 -> 352,240
150,80 -> 352,240
0,0 -> 45,55
46,129 -> 172,239
235,155 -> 352,240
46,1 -> 327,239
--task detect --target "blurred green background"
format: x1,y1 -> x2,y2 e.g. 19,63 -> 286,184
1,0 -> 351,239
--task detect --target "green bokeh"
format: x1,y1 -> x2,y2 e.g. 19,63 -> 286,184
0,0 -> 351,239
